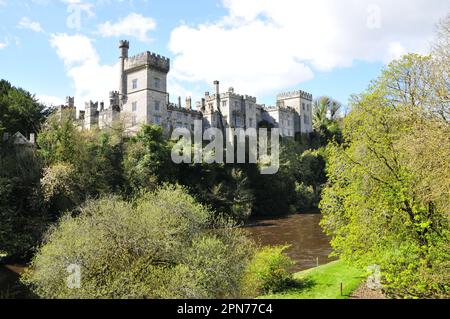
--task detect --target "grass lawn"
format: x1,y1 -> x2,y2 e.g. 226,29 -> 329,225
260,260 -> 367,299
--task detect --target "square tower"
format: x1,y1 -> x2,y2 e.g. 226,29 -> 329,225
119,41 -> 171,131
276,90 -> 313,134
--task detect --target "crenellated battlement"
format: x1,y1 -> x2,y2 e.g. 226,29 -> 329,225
125,51 -> 170,73
119,40 -> 129,48
85,101 -> 99,111
277,90 -> 312,101
168,102 -> 202,116
265,104 -> 296,113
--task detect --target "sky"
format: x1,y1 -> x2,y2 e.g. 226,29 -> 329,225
0,0 -> 448,111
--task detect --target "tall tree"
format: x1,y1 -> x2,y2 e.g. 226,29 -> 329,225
0,80 -> 46,139
320,52 -> 450,298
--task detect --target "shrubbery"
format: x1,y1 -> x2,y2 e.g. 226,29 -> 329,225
21,185 -> 255,299
240,245 -> 295,297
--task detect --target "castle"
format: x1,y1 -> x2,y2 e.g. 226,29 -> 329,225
62,40 -> 314,137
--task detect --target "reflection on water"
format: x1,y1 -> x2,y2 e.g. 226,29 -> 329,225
246,213 -> 335,272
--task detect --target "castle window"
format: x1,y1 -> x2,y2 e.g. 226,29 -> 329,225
132,102 -> 137,112
222,100 -> 227,107
302,103 -> 306,111
132,79 -> 138,90
236,117 -> 241,127
249,118 -> 253,127
154,77 -> 161,89
154,100 -> 160,111
154,115 -> 161,125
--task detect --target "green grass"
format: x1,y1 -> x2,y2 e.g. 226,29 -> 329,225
260,260 -> 366,299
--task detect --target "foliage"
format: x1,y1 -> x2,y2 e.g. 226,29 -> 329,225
123,124 -> 175,194
320,52 -> 450,298
37,112 -> 125,213
0,142 -> 47,260
21,184 -> 255,299
240,245 -> 295,297
0,80 -> 45,140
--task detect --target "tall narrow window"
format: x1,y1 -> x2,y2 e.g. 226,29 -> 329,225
132,79 -> 138,90
154,100 -> 160,111
154,115 -> 161,125
132,102 -> 137,112
154,77 -> 161,89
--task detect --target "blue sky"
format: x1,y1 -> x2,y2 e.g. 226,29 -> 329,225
0,0 -> 448,110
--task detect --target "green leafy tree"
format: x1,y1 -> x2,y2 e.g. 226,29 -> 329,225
0,80 -> 46,139
123,125 -> 175,194
320,53 -> 450,298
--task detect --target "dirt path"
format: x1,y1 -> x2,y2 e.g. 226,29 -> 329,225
350,282 -> 386,299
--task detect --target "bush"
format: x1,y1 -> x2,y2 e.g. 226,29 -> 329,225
21,184 -> 255,299
240,245 -> 295,297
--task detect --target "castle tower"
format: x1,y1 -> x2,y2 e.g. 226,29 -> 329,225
84,101 -> 99,130
120,41 -> 171,130
276,90 -> 313,134
119,40 -> 129,105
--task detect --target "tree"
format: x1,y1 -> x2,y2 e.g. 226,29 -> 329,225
22,185 -> 255,299
320,53 -> 450,298
38,112 -> 126,213
0,80 -> 46,139
0,141 -> 48,260
311,96 -> 343,147
123,125 -> 175,194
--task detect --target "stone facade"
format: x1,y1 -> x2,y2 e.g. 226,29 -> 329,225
75,40 -> 314,137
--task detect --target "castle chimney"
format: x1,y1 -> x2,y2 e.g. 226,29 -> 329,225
119,40 -> 129,59
178,96 -> 182,108
119,40 -> 130,105
214,80 -> 220,96
186,97 -> 192,110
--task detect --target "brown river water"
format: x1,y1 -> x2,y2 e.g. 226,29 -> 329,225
0,213 -> 333,297
245,213 -> 335,272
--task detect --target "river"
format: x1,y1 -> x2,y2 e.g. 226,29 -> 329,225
245,213 -> 335,272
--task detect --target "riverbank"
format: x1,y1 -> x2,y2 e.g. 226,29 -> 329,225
260,260 -> 367,299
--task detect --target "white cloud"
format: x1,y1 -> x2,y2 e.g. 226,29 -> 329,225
97,13 -> 156,42
50,34 -> 118,108
36,94 -> 66,107
0,40 -> 7,50
18,17 -> 44,33
169,0 -> 449,99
